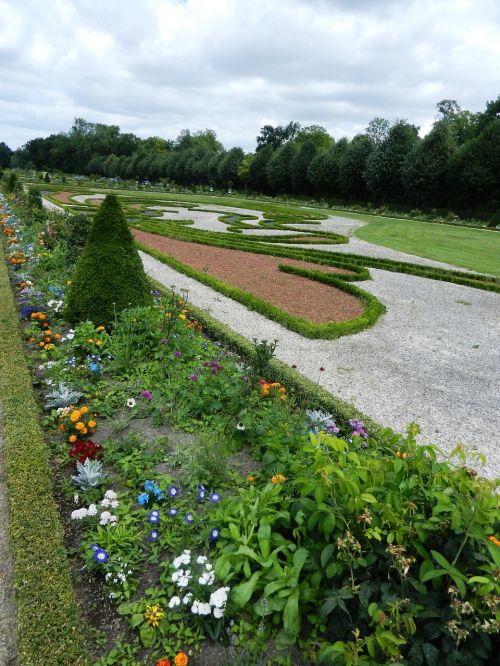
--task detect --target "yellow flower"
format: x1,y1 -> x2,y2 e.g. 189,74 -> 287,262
70,411 -> 81,422
179,314 -> 186,320
95,340 -> 103,346
87,338 -> 94,344
174,653 -> 188,666
75,421 -> 85,430
96,325 -> 105,331
271,474 -> 286,484
80,406 -> 89,414
88,420 -> 96,428
144,604 -> 164,628
69,435 -> 77,443
247,475 -> 256,482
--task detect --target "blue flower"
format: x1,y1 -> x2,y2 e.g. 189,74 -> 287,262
89,362 -> 101,373
154,491 -> 165,501
209,528 -> 220,542
168,485 -> 180,498
149,529 -> 159,542
89,543 -> 100,551
184,512 -> 194,524
168,507 -> 178,517
137,493 -> 149,506
209,492 -> 221,504
197,484 -> 207,501
93,548 -> 108,563
148,510 -> 160,524
144,480 -> 158,492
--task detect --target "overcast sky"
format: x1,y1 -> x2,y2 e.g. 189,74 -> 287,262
0,0 -> 498,151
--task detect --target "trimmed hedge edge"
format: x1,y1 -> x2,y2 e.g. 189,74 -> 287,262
0,241 -> 88,665
147,276 -> 385,440
137,242 -> 385,339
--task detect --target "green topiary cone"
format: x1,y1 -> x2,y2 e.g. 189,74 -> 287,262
64,193 -> 152,327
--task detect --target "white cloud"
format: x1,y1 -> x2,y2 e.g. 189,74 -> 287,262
0,0 -> 498,150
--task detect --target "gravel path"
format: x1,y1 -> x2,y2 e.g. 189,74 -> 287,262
140,250 -> 500,479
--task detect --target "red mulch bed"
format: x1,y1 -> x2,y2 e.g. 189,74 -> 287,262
52,191 -> 76,204
134,229 -> 365,324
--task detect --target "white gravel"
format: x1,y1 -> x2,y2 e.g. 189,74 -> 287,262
140,250 -> 500,479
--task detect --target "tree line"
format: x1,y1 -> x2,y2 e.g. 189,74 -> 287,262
5,96 -> 500,215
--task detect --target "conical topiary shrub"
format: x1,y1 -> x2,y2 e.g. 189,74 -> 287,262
64,193 -> 152,327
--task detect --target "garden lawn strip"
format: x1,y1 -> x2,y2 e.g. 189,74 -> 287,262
0,241 -> 88,665
0,405 -> 17,666
134,229 -> 364,324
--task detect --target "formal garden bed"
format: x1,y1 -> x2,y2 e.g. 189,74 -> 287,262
0,186 -> 499,665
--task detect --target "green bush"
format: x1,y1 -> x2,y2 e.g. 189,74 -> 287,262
27,185 -> 42,209
64,193 -> 152,327
65,212 -> 92,265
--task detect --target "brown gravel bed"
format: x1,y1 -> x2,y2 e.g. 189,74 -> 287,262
134,229 -> 365,324
52,191 -> 77,204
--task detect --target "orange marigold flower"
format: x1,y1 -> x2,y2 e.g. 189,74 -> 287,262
80,406 -> 88,414
54,333 -> 61,340
39,341 -> 45,347
70,411 -> 81,422
43,322 -> 49,328
69,435 -> 77,443
247,475 -> 256,482
174,653 -> 188,666
96,326 -> 105,331
87,338 -> 94,344
45,336 -> 52,343
59,424 -> 66,431
88,420 -> 96,428
80,427 -> 88,435
488,535 -> 500,547
75,421 -> 85,430
278,387 -> 286,393
28,337 -> 35,343
271,474 -> 286,484
156,659 -> 171,666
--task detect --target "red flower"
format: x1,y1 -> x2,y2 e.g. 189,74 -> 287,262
68,439 -> 103,466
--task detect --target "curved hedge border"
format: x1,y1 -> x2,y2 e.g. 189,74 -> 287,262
0,241 -> 88,665
135,217 -> 500,292
137,242 -> 385,339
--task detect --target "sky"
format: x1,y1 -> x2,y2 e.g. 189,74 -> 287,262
0,0 -> 499,151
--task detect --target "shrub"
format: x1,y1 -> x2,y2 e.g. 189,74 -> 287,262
65,212 -> 92,265
64,193 -> 152,327
27,185 -> 43,209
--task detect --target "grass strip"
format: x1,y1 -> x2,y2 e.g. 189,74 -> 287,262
148,276 -> 385,439
0,241 -> 88,665
138,242 -> 384,339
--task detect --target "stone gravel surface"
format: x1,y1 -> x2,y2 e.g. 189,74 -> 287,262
141,250 -> 500,479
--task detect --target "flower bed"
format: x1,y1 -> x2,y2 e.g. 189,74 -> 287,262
1,191 -> 499,665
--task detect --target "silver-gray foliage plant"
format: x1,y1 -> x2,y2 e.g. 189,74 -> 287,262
45,382 -> 83,409
71,458 -> 106,491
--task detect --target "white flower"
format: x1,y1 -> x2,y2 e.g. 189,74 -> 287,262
210,587 -> 230,608
110,500 -> 119,508
73,494 -> 79,504
126,398 -> 136,408
104,490 -> 117,500
213,606 -> 225,619
100,498 -> 111,507
191,600 -> 200,615
199,571 -> 215,586
70,508 -> 88,520
99,511 -> 117,526
198,602 -> 211,615
236,422 -> 245,431
66,331 -> 75,340
196,555 -> 208,564
87,504 -> 97,516
182,593 -> 193,604
168,596 -> 181,609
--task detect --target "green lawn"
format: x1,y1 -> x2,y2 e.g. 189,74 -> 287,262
338,213 -> 500,276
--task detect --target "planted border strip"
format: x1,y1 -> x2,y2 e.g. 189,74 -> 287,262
137,241 -> 384,339
147,276 -> 385,440
0,242 -> 88,665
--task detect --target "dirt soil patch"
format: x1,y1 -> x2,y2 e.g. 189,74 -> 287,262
134,229 -> 365,324
52,191 -> 77,204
